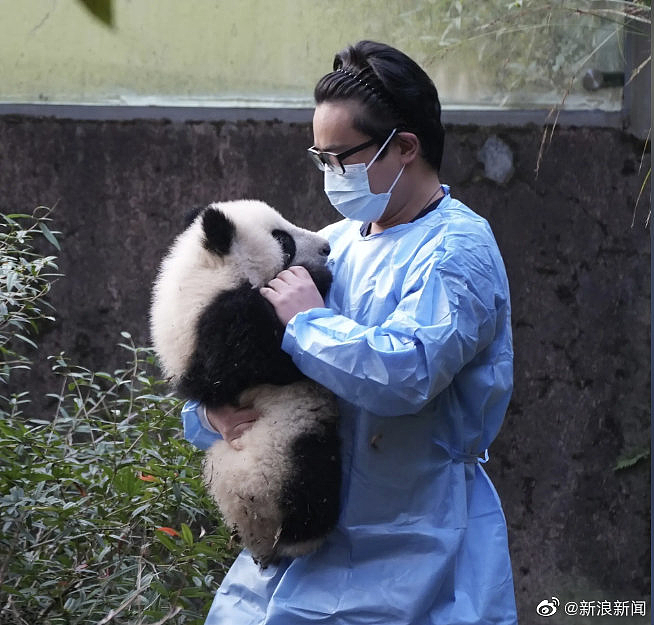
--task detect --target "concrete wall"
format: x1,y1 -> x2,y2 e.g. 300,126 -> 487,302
0,114 -> 649,622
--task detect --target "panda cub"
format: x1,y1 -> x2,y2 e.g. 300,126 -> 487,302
150,199 -> 341,566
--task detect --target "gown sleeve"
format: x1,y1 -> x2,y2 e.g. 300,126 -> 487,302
282,237 -> 505,417
181,400 -> 223,450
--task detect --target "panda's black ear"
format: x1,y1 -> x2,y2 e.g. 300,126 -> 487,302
202,208 -> 235,256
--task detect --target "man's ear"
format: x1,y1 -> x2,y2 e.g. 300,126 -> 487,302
202,207 -> 235,256
396,131 -> 421,164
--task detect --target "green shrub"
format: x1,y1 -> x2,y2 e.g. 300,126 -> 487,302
0,209 -> 59,389
0,212 -> 238,624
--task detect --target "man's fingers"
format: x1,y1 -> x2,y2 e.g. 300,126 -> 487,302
271,266 -> 310,285
259,285 -> 279,301
287,265 -> 311,278
260,265 -> 323,326
266,277 -> 287,291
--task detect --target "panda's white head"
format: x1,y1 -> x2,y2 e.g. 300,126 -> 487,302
150,199 -> 331,381
189,200 -> 332,292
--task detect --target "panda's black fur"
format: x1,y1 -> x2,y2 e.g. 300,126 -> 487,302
179,281 -> 301,405
150,200 -> 341,566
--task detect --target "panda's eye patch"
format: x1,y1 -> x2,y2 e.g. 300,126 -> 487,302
272,230 -> 296,268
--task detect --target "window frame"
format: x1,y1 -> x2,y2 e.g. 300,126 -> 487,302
0,18 -> 647,138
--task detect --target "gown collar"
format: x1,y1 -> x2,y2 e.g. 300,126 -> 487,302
359,184 -> 451,238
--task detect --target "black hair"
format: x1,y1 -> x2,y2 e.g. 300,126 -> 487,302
313,40 -> 445,172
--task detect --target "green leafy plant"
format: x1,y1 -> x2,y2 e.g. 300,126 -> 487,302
430,0 -> 650,105
437,0 -> 651,219
0,208 -> 59,389
0,212 -> 238,624
77,0 -> 114,27
613,447 -> 650,471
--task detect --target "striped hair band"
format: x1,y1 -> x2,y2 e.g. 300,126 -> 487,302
335,67 -> 403,118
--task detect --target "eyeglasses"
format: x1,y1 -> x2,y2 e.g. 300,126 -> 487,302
307,138 -> 377,175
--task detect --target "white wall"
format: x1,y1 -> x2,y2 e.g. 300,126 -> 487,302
0,0 -> 624,110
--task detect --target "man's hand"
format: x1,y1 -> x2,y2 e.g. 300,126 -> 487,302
206,404 -> 260,450
260,266 -> 325,326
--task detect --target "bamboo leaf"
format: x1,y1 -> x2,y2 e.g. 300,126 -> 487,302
38,222 -> 60,250
77,0 -> 114,27
180,522 -> 194,546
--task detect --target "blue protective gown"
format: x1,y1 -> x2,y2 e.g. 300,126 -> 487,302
182,186 -> 518,624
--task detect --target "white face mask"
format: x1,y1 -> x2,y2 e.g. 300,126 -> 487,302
324,129 -> 405,223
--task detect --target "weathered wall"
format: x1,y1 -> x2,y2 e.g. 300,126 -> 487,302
0,115 -> 649,623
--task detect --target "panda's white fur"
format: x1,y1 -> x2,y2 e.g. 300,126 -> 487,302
204,381 -> 337,561
151,199 -> 331,386
150,199 -> 340,566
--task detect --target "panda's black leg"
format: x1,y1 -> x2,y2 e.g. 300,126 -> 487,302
277,420 -> 342,546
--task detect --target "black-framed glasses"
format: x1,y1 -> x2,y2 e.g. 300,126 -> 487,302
307,138 -> 377,175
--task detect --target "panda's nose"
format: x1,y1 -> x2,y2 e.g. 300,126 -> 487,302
321,243 -> 331,256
